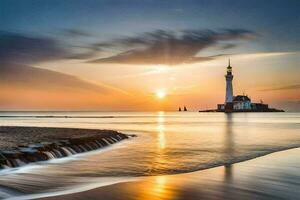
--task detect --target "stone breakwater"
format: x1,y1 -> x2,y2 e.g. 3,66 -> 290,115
0,126 -> 134,169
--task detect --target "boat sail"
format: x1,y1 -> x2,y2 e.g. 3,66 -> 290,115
184,106 -> 187,111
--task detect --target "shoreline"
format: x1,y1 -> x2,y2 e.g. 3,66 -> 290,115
39,147 -> 300,200
2,146 -> 300,200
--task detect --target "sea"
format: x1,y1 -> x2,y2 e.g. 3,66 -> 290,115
0,111 -> 299,199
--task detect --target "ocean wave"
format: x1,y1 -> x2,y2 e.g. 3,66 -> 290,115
2,145 -> 300,200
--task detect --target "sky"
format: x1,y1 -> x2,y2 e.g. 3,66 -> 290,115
0,0 -> 300,111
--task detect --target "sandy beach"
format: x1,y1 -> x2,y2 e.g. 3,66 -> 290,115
0,126 -> 127,150
0,126 -> 129,169
40,147 -> 300,200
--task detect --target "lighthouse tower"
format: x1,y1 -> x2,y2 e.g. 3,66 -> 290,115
225,59 -> 234,111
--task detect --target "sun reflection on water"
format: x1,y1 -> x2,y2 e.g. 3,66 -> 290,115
151,111 -> 168,173
157,111 -> 166,150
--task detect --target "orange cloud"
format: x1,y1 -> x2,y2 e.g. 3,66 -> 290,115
0,63 -> 133,110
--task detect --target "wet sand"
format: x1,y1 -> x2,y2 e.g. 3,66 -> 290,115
0,126 -> 130,169
41,148 -> 300,200
0,126 -> 127,150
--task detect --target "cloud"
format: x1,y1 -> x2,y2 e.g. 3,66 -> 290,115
66,51 -> 98,60
63,29 -> 92,37
0,29 -> 256,64
260,84 -> 300,91
89,29 -> 257,65
0,63 -> 111,93
0,63 -> 131,109
0,31 -> 67,64
235,51 -> 297,59
221,44 -> 237,50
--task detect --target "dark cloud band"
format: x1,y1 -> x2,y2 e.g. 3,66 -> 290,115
0,31 -> 67,64
89,29 -> 257,65
260,84 -> 300,91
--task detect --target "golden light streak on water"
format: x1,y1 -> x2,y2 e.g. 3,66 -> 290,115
157,111 -> 166,150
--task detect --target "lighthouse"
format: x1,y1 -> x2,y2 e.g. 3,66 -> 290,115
225,59 -> 234,112
200,60 -> 284,113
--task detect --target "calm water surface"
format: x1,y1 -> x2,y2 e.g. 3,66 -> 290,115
0,112 -> 299,199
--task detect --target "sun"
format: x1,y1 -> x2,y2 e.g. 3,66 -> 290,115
155,90 -> 166,99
